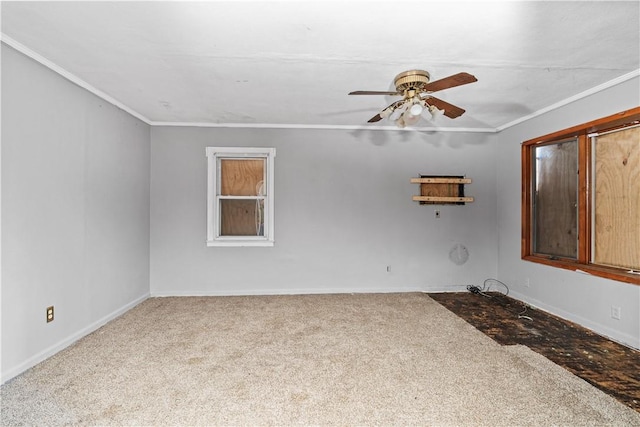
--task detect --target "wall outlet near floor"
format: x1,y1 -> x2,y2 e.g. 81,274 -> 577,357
46,306 -> 55,323
524,278 -> 530,288
610,306 -> 621,320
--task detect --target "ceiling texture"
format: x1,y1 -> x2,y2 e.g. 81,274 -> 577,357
2,1 -> 639,132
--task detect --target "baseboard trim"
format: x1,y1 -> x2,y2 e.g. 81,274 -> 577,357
508,290 -> 640,351
1,293 -> 150,384
152,287 -> 424,297
424,284 -> 470,293
150,284 -> 468,297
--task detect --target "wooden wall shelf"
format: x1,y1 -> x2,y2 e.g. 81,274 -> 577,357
410,178 -> 472,185
412,196 -> 474,203
411,175 -> 473,205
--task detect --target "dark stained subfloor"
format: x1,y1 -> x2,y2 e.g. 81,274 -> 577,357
430,291 -> 640,413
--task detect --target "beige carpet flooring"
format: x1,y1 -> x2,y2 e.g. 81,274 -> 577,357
2,293 -> 639,426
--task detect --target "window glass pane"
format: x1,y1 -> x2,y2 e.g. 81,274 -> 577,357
533,139 -> 578,258
592,126 -> 640,270
220,159 -> 265,196
220,199 -> 264,236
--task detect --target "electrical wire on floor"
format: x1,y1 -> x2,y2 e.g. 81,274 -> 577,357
467,278 -> 533,321
467,278 -> 509,298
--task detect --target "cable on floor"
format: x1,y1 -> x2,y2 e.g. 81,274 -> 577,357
467,278 -> 532,321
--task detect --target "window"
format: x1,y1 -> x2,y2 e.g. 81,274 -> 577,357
522,107 -> 640,285
206,147 -> 275,247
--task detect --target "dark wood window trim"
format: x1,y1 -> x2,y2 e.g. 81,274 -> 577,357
521,107 -> 640,285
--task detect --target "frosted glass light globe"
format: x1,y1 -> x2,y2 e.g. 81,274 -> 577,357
409,103 -> 424,116
403,111 -> 421,125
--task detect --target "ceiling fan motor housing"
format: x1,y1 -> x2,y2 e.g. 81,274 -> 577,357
394,69 -> 431,92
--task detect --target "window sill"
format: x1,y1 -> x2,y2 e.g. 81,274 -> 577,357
522,255 -> 640,285
207,240 -> 274,247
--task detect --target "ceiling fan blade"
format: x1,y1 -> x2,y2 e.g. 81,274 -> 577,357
349,90 -> 401,96
422,72 -> 477,93
425,96 -> 466,119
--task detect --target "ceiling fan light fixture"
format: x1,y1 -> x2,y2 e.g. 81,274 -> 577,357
389,108 -> 403,121
409,103 -> 424,116
388,100 -> 409,121
402,109 -> 421,126
428,104 -> 445,120
379,108 -> 392,119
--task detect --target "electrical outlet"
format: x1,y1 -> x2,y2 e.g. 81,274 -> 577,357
524,278 -> 530,288
435,210 -> 441,219
46,306 -> 54,323
611,306 -> 621,320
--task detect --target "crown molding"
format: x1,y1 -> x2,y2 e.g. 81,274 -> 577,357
1,34 -> 152,125
496,69 -> 640,132
150,121 -> 498,133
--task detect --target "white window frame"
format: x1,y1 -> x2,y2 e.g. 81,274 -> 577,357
206,147 -> 275,247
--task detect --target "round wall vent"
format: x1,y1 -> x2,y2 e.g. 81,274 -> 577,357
449,243 -> 469,265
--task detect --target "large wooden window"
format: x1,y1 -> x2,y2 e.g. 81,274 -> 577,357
522,107 -> 640,285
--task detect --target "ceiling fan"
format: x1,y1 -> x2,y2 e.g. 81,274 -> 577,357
348,69 -> 477,127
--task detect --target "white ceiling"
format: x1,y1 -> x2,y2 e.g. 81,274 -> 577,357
2,1 -> 639,131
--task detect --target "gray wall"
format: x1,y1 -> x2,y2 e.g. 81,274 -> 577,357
150,127 -> 498,295
495,76 -> 640,349
1,45 -> 151,381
